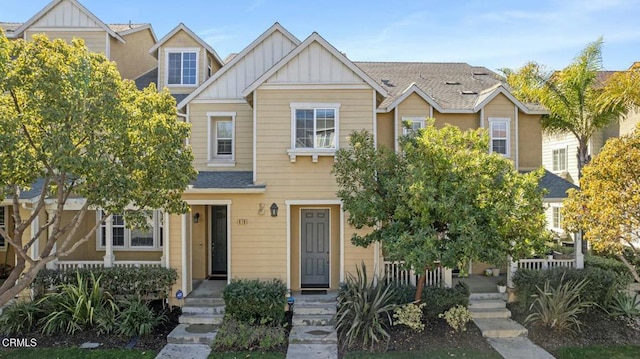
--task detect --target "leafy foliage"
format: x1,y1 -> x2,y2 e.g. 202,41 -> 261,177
439,305 -> 472,332
333,124 -> 548,300
0,300 -> 43,335
600,62 -> 640,111
584,255 -> 633,287
393,303 -> 425,332
223,279 -> 287,326
116,298 -> 166,337
524,277 -> 593,332
563,127 -> 640,282
607,292 -> 640,318
212,319 -> 287,352
336,264 -> 398,350
421,284 -> 470,318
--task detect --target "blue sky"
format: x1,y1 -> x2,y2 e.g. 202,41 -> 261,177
2,0 -> 639,72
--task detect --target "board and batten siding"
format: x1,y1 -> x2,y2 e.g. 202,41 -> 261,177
188,103 -> 253,171
195,29 -> 298,100
158,30 -> 207,94
26,30 -> 107,54
31,0 -> 101,28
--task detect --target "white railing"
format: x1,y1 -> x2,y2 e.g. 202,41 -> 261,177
383,261 -> 452,288
517,255 -> 575,271
57,261 -> 104,271
114,261 -> 162,268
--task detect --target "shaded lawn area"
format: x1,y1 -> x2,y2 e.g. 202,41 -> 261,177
209,352 -> 285,359
344,349 -> 502,358
0,348 -> 156,359
554,345 -> 640,359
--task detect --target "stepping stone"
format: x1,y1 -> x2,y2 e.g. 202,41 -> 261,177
286,343 -> 337,359
289,326 -> 337,344
79,342 -> 101,349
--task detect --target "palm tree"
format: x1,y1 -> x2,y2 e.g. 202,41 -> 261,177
600,62 -> 640,112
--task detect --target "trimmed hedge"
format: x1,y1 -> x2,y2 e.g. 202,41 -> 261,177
32,266 -> 177,300
421,283 -> 469,318
585,255 -> 633,287
223,279 -> 287,326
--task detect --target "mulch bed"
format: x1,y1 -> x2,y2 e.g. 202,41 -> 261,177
2,300 -> 181,353
508,303 -> 640,353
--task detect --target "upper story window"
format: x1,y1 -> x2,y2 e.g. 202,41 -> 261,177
207,112 -> 236,167
402,117 -> 426,135
98,211 -> 163,251
0,206 -> 6,250
488,118 -> 510,156
552,206 -> 563,229
552,148 -> 567,172
166,48 -> 199,86
287,103 -> 341,163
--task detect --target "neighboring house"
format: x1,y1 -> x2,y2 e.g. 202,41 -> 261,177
2,0 -> 572,304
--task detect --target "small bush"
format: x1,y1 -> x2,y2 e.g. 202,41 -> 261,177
421,285 -> 469,318
388,283 -> 416,305
336,263 -> 397,350
585,255 -> 633,287
439,305 -> 471,332
116,298 -> 166,337
0,300 -> 43,335
393,303 -> 425,332
223,279 -> 287,326
213,319 -> 287,351
607,292 -> 640,318
524,277 -> 593,332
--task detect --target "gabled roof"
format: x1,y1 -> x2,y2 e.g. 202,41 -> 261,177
537,170 -> 580,201
149,23 -> 223,67
12,0 -> 125,43
242,32 -> 388,98
177,22 -> 301,109
473,83 -> 548,114
109,23 -> 157,42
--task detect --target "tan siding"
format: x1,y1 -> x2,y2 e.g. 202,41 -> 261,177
188,103 -> 253,171
26,30 -> 107,54
376,112 -> 394,149
483,93 -> 517,162
518,112 -> 543,170
158,30 -> 206,94
432,112 -> 479,131
168,214 -> 183,306
110,29 -> 157,80
396,93 -> 430,135
343,212 -> 375,279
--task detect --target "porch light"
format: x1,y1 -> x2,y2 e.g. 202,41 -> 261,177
193,212 -> 200,223
270,203 -> 279,217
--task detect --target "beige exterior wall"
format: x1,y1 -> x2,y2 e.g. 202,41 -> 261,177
158,30 -> 207,94
483,93 -> 517,163
168,213 -> 184,307
518,112 -> 543,170
433,112 -> 479,131
376,111 -> 394,149
110,29 -> 157,80
188,103 -> 253,171
396,93 -> 431,136
25,30 -> 107,54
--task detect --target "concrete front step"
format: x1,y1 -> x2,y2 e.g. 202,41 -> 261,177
470,292 -> 508,301
470,307 -> 512,319
286,343 -> 338,359
293,293 -> 338,305
184,296 -> 225,306
289,326 -> 338,344
294,305 -> 336,316
167,323 -> 218,345
473,318 -> 528,338
469,299 -> 507,310
179,313 -> 224,325
292,314 -> 335,326
182,304 -> 225,315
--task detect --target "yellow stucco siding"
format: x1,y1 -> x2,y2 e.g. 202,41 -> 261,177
483,93 -> 517,162
518,112 -> 543,170
26,30 -> 107,54
376,111 -> 394,149
158,30 -> 207,94
188,103 -> 253,172
110,29 -> 157,80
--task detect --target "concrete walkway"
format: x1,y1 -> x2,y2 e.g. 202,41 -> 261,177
155,344 -> 211,359
286,291 -> 338,359
489,337 -> 556,359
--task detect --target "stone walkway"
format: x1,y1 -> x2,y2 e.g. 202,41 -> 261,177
286,291 -> 338,359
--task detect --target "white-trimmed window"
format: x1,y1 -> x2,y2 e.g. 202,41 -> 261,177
552,148 -> 567,172
207,112 -> 236,166
98,211 -> 163,250
0,206 -> 6,250
488,118 -> 510,156
166,48 -> 199,86
292,105 -> 339,150
402,117 -> 426,135
552,206 -> 563,229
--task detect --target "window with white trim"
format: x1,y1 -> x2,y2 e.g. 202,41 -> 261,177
98,211 -> 163,250
294,108 -> 337,149
488,118 -> 510,156
207,112 -> 236,166
166,49 -> 198,85
0,206 -> 6,250
552,148 -> 567,172
552,206 -> 562,229
402,117 -> 426,135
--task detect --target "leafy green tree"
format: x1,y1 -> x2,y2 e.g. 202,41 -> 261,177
600,62 -> 640,111
0,33 -> 196,305
502,38 -> 622,180
562,125 -> 640,282
333,121 -> 548,300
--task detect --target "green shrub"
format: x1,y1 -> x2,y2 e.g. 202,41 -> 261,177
116,298 -> 166,337
421,285 -> 469,317
0,300 -> 43,335
513,267 -> 621,309
439,305 -> 471,332
223,279 -> 287,326
524,277 -> 593,332
336,263 -> 397,350
607,292 -> 640,318
388,283 -> 416,305
585,255 -> 633,287
393,303 -> 425,332
212,319 -> 287,351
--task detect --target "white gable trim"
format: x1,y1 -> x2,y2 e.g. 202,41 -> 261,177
115,24 -> 158,43
473,85 -> 548,115
242,32 -> 388,98
15,0 -> 125,43
385,83 -> 449,113
176,23 -> 301,109
149,23 -> 223,66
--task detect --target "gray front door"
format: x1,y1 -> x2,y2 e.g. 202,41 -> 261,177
210,205 -> 227,278
301,209 -> 330,287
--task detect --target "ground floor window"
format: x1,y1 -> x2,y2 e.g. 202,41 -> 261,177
98,211 -> 163,250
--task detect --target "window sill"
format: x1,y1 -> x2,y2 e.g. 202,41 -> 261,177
287,149 -> 336,163
207,160 -> 236,167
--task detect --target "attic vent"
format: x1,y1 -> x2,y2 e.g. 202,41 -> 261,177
460,90 -> 477,95
472,72 -> 488,76
381,79 -> 394,87
445,81 -> 461,85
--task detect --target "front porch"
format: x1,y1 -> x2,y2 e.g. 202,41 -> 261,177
54,259 -> 163,270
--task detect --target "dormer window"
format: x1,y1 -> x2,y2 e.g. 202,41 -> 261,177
166,48 -> 199,86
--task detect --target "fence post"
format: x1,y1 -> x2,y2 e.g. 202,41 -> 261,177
443,267 -> 453,288
507,256 -> 518,288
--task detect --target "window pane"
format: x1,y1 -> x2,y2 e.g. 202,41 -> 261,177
217,140 -> 232,155
131,227 -> 154,247
217,121 -> 232,139
100,227 -> 106,247
492,123 -> 507,138
492,139 -> 507,154
113,227 -> 125,247
182,52 -> 197,85
295,109 -> 314,148
112,214 -> 124,226
315,109 -> 335,149
168,53 -> 182,84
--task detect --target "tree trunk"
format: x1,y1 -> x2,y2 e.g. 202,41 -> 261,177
576,141 -> 591,254
414,267 -> 428,302
617,254 -> 640,284
0,260 -> 26,306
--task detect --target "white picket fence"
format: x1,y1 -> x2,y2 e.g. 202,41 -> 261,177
516,255 -> 575,271
56,260 -> 162,271
383,261 -> 452,288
